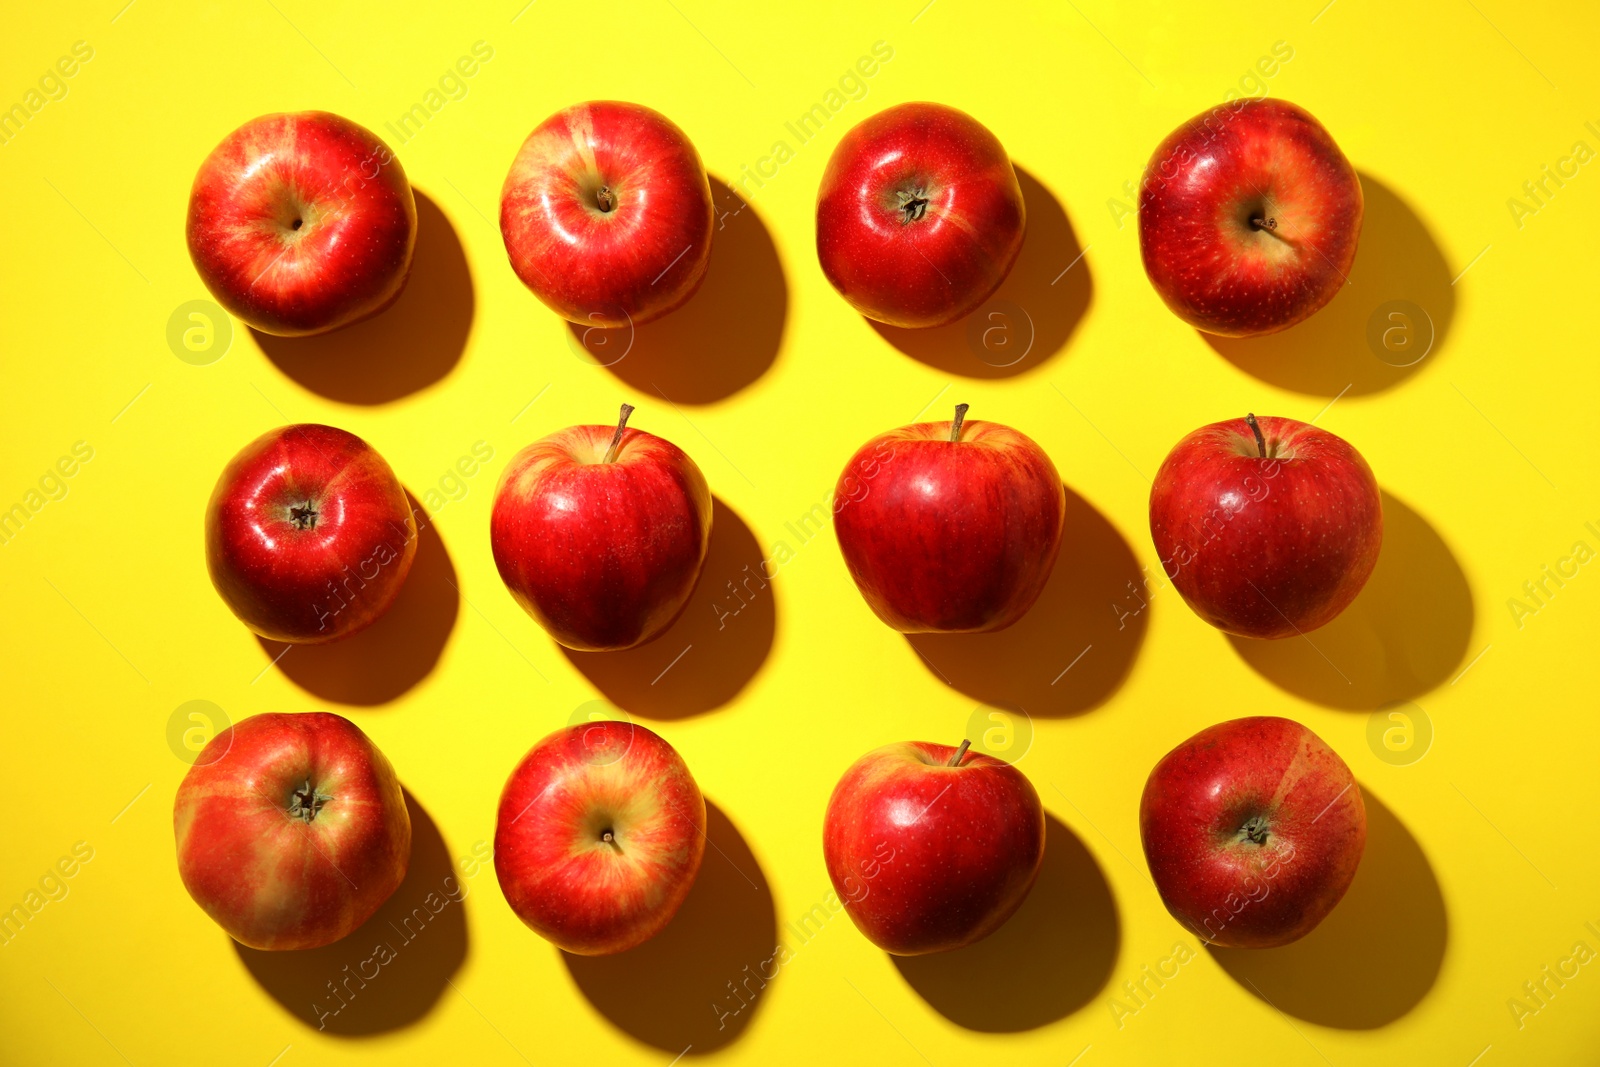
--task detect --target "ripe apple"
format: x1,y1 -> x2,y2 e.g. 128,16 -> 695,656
1140,716 -> 1366,948
187,111 -> 416,336
174,711 -> 411,950
500,101 -> 713,327
491,404 -> 712,651
833,404 -> 1064,632
817,102 -> 1026,328
1149,413 -> 1382,639
824,739 -> 1044,955
495,720 -> 706,955
206,424 -> 418,644
1139,98 -> 1362,336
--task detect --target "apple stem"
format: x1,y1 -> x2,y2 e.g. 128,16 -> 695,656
948,739 -> 972,767
603,404 -> 635,464
949,403 -> 969,443
596,186 -> 616,213
1249,214 -> 1298,247
1245,413 -> 1267,458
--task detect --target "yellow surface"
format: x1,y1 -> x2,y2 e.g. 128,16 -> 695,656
3,1 -> 1598,1064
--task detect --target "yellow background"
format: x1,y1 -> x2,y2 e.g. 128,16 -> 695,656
3,0 -> 1598,1063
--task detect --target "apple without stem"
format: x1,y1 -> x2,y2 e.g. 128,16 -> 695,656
833,404 -> 1064,633
1149,414 -> 1381,639
491,405 -> 712,651
816,101 -> 1026,328
1139,98 -> 1362,337
823,739 -> 1044,955
1140,716 -> 1366,948
187,111 -> 416,336
206,424 -> 418,644
174,712 -> 411,950
500,101 -> 714,327
495,720 -> 706,955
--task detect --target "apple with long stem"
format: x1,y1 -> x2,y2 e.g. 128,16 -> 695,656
1139,98 -> 1362,337
491,404 -> 712,651
187,111 -> 416,336
833,404 -> 1064,632
494,721 -> 706,955
1140,716 -> 1366,948
1149,413 -> 1381,639
817,102 -> 1026,328
174,712 -> 411,950
823,738 -> 1044,954
500,101 -> 714,327
206,424 -> 418,643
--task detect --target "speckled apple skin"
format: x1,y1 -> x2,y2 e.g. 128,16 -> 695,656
833,416 -> 1064,633
187,111 -> 416,336
490,422 -> 712,651
1149,415 -> 1381,639
494,721 -> 706,955
816,101 -> 1025,329
1139,98 -> 1362,337
500,101 -> 713,327
1140,716 -> 1366,948
823,741 -> 1045,955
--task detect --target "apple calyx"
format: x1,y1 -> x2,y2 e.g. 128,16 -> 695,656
289,501 -> 320,530
287,779 -> 335,823
949,403 -> 970,443
896,187 -> 931,224
602,403 -> 636,464
1238,814 -> 1270,846
948,738 -> 972,766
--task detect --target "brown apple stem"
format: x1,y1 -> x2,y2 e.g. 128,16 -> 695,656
1245,413 -> 1267,458
596,186 -> 616,213
949,403 -> 970,443
1249,215 -> 1298,247
602,404 -> 635,463
948,739 -> 972,767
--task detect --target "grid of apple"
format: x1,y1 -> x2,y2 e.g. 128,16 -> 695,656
177,98 -> 1374,958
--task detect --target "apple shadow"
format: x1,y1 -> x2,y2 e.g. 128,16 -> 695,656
563,801 -> 776,1054
567,177 -> 785,403
891,813 -> 1119,1031
234,790 -> 468,1035
1207,789 -> 1446,1028
256,492 -> 459,706
867,166 -> 1091,379
561,498 -> 773,719
907,485 -> 1146,717
1227,492 -> 1473,710
1203,174 -> 1453,397
253,190 -> 473,404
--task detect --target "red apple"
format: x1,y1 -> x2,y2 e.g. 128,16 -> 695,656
494,721 -> 706,955
1140,716 -> 1366,948
817,102 -> 1026,328
491,405 -> 711,651
187,111 -> 416,336
206,424 -> 418,644
1139,98 -> 1362,336
823,739 -> 1044,955
833,404 -> 1064,632
500,101 -> 713,327
174,711 -> 411,950
1149,414 -> 1382,639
